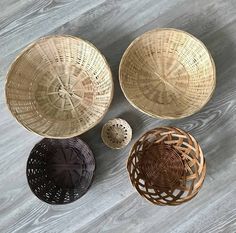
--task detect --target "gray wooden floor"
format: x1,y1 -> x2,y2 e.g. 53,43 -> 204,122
1,0 -> 236,232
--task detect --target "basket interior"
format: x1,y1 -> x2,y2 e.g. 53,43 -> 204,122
6,36 -> 113,138
26,138 -> 95,204
102,118 -> 132,149
120,29 -> 215,118
127,127 -> 206,205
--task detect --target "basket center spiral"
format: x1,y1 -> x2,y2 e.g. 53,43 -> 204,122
140,143 -> 185,189
137,57 -> 190,105
43,65 -> 94,111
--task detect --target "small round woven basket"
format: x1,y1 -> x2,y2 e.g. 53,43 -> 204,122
5,35 -> 113,138
26,137 -> 95,204
101,118 -> 132,149
119,28 -> 216,119
127,126 -> 206,205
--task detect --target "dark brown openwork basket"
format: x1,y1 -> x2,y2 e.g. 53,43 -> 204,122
26,137 -> 95,204
127,126 -> 206,206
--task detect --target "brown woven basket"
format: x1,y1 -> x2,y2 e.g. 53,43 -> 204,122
26,137 -> 95,204
127,126 -> 206,205
101,118 -> 132,149
5,35 -> 113,138
119,28 -> 216,119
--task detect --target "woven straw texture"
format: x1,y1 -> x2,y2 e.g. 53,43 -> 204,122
119,28 -> 216,119
5,35 -> 113,138
101,118 -> 132,149
26,137 -> 95,205
127,126 -> 206,205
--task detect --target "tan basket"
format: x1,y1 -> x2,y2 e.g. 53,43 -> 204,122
101,118 -> 132,149
127,126 -> 206,205
5,35 -> 113,138
119,28 -> 216,119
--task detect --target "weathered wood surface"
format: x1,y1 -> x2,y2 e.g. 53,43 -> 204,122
0,0 -> 236,232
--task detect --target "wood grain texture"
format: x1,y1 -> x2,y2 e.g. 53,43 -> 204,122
0,0 -> 236,232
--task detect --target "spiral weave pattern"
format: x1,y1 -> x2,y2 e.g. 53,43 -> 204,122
127,126 -> 206,205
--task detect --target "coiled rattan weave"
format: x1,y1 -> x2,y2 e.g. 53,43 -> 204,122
127,126 -> 206,205
5,35 -> 113,138
119,28 -> 216,119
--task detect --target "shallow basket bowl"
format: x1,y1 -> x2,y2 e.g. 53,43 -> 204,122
127,126 -> 206,205
26,137 -> 95,204
119,28 -> 216,119
101,118 -> 132,149
5,35 -> 113,138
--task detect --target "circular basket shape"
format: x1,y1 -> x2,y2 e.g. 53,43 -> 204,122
127,126 -> 206,206
5,35 -> 113,138
119,28 -> 216,119
101,118 -> 132,149
26,137 -> 95,204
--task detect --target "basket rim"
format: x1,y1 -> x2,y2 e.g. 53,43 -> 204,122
101,118 -> 132,149
26,137 -> 96,205
119,28 -> 216,119
5,34 -> 114,139
126,126 -> 207,206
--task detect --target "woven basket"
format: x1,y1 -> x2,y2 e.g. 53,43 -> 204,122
5,35 -> 113,138
119,28 -> 216,119
101,118 -> 132,149
26,137 -> 95,204
127,126 -> 206,205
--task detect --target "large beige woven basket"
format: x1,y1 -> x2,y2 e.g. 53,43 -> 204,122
5,35 -> 113,138
119,28 -> 216,119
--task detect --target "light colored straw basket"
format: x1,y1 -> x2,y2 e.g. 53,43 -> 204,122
101,118 -> 132,149
119,28 -> 216,119
127,126 -> 206,205
5,35 -> 113,138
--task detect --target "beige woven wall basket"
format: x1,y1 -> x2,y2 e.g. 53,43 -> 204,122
5,35 -> 113,138
101,118 -> 132,149
127,126 -> 206,205
119,28 -> 216,119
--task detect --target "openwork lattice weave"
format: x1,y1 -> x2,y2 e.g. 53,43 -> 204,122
6,35 -> 113,138
127,126 -> 206,205
101,118 -> 132,149
27,137 -> 95,204
119,28 -> 216,119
